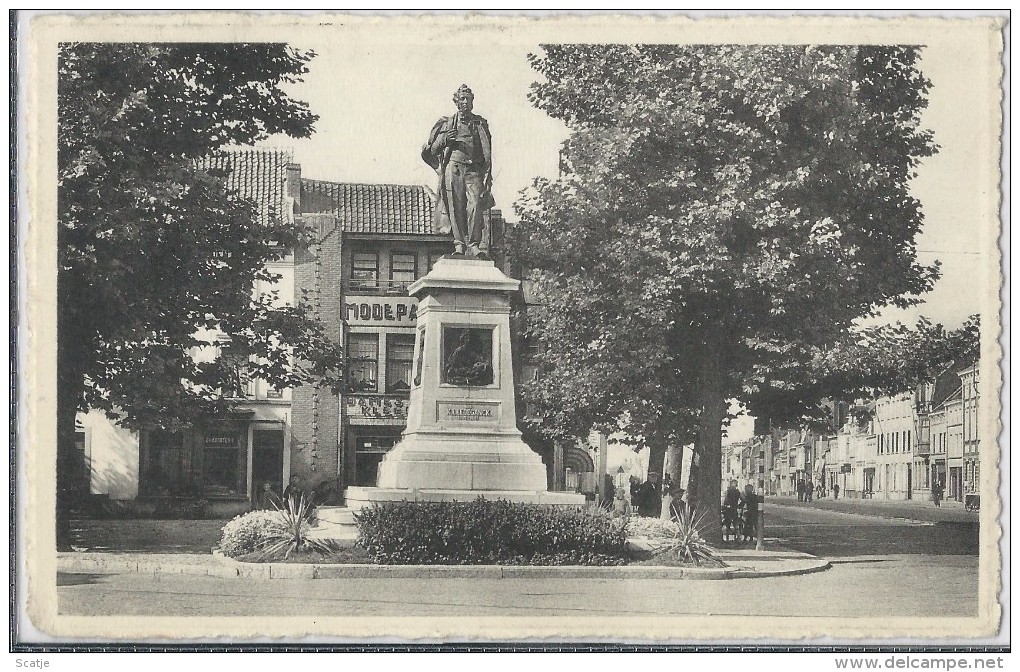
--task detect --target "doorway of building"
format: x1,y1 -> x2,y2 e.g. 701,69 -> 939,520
252,429 -> 285,499
949,467 -> 963,502
354,435 -> 400,486
863,468 -> 875,497
906,464 -> 912,500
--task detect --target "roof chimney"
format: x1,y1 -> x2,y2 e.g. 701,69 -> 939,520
285,163 -> 302,214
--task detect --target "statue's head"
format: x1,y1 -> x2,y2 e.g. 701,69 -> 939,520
453,84 -> 474,114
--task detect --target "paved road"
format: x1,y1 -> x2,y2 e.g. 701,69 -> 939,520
763,502 -> 980,557
58,504 -> 981,619
767,495 -> 980,524
58,552 -> 977,618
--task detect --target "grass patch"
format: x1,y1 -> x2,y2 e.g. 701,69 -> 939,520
234,544 -> 371,564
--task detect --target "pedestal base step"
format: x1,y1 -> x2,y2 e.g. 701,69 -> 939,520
308,506 -> 358,543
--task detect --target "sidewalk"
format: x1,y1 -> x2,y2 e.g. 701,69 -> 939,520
766,495 -> 979,524
68,518 -> 227,553
57,548 -> 829,581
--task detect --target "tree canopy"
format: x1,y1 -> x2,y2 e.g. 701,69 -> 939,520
512,45 -> 939,537
57,42 -> 341,435
745,315 -> 981,430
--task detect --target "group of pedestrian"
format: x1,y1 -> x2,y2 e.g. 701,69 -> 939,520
721,479 -> 761,543
796,478 -> 815,502
630,472 -> 663,518
611,471 -> 687,519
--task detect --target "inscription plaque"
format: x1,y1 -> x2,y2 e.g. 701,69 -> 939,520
438,401 -> 500,425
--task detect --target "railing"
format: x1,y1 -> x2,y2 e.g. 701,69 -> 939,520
349,278 -> 413,294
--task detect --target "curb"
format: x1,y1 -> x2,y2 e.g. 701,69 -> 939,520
729,559 -> 831,579
57,552 -> 830,581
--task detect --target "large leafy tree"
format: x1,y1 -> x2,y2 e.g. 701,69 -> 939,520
514,45 -> 938,540
57,43 -> 342,526
747,315 -> 981,429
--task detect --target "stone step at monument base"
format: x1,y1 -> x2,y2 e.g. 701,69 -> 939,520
345,486 -> 586,512
314,506 -> 356,526
308,506 -> 358,544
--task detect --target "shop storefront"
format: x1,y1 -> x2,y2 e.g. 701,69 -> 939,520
341,287 -> 422,487
137,408 -> 289,516
343,395 -> 409,487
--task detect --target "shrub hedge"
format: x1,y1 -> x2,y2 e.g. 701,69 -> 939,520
219,510 -> 287,558
354,498 -> 628,565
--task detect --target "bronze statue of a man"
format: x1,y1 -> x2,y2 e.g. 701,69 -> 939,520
422,84 -> 494,258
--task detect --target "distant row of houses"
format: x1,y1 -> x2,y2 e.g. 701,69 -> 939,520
723,361 -> 982,504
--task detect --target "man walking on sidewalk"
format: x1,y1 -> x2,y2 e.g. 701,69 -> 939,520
832,482 -> 840,500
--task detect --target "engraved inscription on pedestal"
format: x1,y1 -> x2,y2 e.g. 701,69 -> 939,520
442,326 -> 494,386
437,400 -> 500,425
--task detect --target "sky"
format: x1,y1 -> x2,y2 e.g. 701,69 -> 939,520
278,37 -> 993,330
271,25 -> 999,451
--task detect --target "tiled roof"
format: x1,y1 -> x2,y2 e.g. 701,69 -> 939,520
300,179 -> 437,235
200,147 -> 294,226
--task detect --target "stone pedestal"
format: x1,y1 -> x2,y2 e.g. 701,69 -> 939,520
345,256 -> 584,510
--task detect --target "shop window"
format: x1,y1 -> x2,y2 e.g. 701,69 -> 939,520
390,252 -> 417,292
349,333 -> 379,392
351,251 -> 379,291
203,429 -> 243,497
145,430 -> 187,495
386,334 -> 415,393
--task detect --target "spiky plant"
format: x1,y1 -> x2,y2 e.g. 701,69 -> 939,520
255,494 -> 340,561
657,506 -> 722,567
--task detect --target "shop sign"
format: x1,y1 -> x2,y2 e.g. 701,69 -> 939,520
346,395 -> 409,420
438,401 -> 499,425
204,433 -> 237,447
343,296 -> 418,326
840,463 -> 852,474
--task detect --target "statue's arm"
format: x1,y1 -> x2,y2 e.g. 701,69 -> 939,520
426,117 -> 450,156
479,118 -> 493,182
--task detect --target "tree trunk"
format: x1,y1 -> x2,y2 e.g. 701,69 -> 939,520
692,339 -> 728,545
646,442 -> 666,477
665,444 -> 683,485
56,280 -> 88,551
